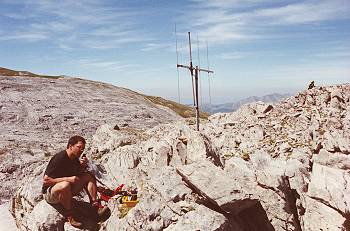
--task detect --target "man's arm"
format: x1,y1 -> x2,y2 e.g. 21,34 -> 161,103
43,175 -> 79,187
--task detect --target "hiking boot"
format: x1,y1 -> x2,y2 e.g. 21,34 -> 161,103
92,201 -> 111,222
67,216 -> 83,228
97,206 -> 111,222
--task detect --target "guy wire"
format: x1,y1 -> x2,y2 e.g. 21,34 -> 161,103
197,33 -> 203,107
175,23 -> 181,104
206,40 -> 212,105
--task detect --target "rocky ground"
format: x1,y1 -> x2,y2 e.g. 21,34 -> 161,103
2,75 -> 350,230
0,75 -> 182,203
0,202 -> 18,231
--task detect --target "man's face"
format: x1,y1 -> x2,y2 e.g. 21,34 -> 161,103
70,141 -> 85,158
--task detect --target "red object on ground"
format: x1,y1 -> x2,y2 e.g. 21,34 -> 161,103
97,184 -> 125,206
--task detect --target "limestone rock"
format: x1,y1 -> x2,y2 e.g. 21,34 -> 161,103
0,75 -> 181,203
5,82 -> 350,230
18,200 -> 65,231
176,160 -> 257,214
164,205 -> 233,231
302,196 -> 348,231
307,163 -> 350,215
313,149 -> 350,170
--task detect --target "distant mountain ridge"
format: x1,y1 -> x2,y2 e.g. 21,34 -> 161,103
201,93 -> 292,114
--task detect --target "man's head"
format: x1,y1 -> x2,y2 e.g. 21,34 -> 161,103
66,135 -> 86,158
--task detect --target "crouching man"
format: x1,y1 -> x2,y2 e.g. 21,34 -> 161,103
42,135 -> 108,228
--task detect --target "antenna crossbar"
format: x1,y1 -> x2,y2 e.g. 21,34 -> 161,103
198,68 -> 213,73
176,32 -> 213,131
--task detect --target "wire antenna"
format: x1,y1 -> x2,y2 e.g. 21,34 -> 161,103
177,32 -> 214,131
175,24 -> 181,103
188,32 -> 196,106
206,40 -> 212,106
197,33 -> 203,107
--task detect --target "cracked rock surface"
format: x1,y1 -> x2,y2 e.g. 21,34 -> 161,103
3,77 -> 350,231
0,75 -> 181,204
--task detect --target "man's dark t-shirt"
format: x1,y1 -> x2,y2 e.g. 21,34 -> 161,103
42,150 -> 81,193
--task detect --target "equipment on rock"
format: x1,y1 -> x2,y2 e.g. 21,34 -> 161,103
120,188 -> 139,208
86,163 -> 140,208
96,184 -> 139,208
97,184 -> 124,206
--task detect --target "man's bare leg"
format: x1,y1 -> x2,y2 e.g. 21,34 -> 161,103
50,181 -> 72,210
49,181 -> 83,228
69,173 -> 110,220
71,172 -> 97,202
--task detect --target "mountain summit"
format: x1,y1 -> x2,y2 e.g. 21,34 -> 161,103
1,69 -> 349,230
0,70 -> 201,203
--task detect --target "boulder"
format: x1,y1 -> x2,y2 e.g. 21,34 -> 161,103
7,83 -> 350,231
302,196 -> 348,231
17,200 -> 65,231
307,163 -> 350,215
176,160 -> 258,214
164,205 -> 234,231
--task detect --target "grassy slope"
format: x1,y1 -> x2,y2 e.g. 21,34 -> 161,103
144,95 -> 209,119
0,67 -> 61,79
1,67 -> 208,119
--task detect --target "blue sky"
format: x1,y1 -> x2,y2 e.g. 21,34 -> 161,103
0,0 -> 349,104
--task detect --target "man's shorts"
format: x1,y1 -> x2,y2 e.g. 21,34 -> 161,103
43,186 -> 60,204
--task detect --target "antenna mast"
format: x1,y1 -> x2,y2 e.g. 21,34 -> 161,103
177,32 -> 213,131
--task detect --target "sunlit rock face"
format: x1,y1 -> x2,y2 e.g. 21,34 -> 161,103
0,75 -> 181,204
4,79 -> 350,231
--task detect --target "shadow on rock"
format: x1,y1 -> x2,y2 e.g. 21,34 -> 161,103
49,199 -> 102,231
199,197 -> 275,231
234,200 -> 275,231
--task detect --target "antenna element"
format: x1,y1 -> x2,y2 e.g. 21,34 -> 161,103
177,32 -> 214,131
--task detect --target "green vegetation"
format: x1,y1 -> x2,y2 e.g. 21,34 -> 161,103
0,67 -> 61,79
144,95 -> 209,119
241,150 -> 250,161
118,204 -> 132,219
1,67 -> 208,119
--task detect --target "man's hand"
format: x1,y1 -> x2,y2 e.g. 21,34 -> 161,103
80,155 -> 88,168
67,176 -> 80,184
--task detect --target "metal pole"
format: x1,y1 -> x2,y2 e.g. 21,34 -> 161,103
175,23 -> 181,103
188,32 -> 196,106
195,66 -> 199,131
176,31 -> 213,131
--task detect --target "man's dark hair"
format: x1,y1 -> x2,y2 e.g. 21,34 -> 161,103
67,135 -> 86,148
